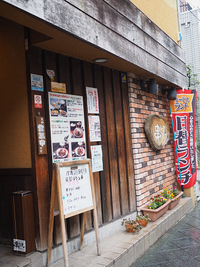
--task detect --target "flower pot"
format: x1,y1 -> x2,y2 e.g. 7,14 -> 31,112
168,191 -> 183,210
138,219 -> 148,227
125,224 -> 136,233
140,199 -> 171,222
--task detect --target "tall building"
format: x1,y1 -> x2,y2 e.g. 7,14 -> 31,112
180,0 -> 193,12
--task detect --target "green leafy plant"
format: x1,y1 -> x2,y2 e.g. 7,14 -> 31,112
172,187 -> 179,197
147,195 -> 167,210
186,64 -> 200,89
136,214 -> 151,222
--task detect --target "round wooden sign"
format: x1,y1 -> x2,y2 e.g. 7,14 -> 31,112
144,114 -> 170,150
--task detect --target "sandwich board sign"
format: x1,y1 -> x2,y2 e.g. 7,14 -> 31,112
47,159 -> 100,267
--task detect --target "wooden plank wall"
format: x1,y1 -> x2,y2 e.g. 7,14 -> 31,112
29,46 -> 136,242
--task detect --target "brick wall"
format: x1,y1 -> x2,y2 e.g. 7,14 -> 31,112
127,72 -> 177,211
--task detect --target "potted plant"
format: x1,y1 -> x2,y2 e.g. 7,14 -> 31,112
160,187 -> 183,210
121,218 -> 142,233
140,195 -> 171,222
136,214 -> 151,227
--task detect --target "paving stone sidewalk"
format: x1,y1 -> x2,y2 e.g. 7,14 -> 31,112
131,201 -> 200,267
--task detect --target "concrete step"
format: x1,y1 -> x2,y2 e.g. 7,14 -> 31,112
47,197 -> 193,267
0,247 -> 43,267
0,197 -> 193,267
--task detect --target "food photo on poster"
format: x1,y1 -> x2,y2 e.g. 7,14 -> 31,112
72,142 -> 86,158
70,121 -> 84,138
52,141 -> 69,161
50,97 -> 67,117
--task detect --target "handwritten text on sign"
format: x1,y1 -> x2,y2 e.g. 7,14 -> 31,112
60,164 -> 93,215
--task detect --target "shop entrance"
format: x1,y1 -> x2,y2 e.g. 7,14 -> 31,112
0,19 -> 136,247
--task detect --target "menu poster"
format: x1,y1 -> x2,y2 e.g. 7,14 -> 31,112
60,163 -> 93,215
86,87 -> 99,114
48,92 -> 87,163
88,116 -> 101,142
91,145 -> 103,173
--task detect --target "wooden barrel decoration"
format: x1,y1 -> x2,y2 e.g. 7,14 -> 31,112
144,114 -> 170,150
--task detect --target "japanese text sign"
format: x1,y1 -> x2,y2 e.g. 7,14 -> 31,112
170,89 -> 197,188
86,87 -> 99,114
35,116 -> 47,155
59,163 -> 93,216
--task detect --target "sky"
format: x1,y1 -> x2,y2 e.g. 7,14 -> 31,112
188,0 -> 200,8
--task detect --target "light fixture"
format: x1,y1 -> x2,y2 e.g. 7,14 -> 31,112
147,78 -> 158,94
167,87 -> 177,100
140,78 -> 158,93
93,58 -> 109,63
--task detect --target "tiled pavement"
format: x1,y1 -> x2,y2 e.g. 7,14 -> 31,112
131,200 -> 200,267
49,197 -> 193,267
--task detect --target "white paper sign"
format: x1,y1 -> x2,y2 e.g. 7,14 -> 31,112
13,239 -> 26,252
48,92 -> 86,163
60,164 -> 93,215
86,87 -> 99,114
91,145 -> 103,172
88,116 -> 101,142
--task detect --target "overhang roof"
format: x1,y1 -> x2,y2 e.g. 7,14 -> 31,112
0,0 -> 187,88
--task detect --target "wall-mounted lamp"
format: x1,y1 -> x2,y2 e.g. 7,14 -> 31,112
147,78 -> 158,94
140,78 -> 158,94
167,87 -> 177,100
93,58 -> 109,63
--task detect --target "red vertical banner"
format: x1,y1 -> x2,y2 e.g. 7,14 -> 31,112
170,89 -> 197,188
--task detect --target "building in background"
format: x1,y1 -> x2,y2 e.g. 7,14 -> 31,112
180,0 -> 193,12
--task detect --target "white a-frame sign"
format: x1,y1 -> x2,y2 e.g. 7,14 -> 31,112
47,159 -> 100,267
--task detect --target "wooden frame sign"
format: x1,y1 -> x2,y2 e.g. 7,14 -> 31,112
47,159 -> 100,267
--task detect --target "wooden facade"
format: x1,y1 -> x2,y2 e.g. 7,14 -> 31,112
0,39 -> 136,248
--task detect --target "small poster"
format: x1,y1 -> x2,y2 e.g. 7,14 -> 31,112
88,116 -> 101,142
49,92 -> 86,163
86,87 -> 99,114
31,74 -> 44,91
91,145 -> 103,172
34,95 -> 42,108
13,239 -> 26,252
60,163 -> 93,215
51,82 -> 66,93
